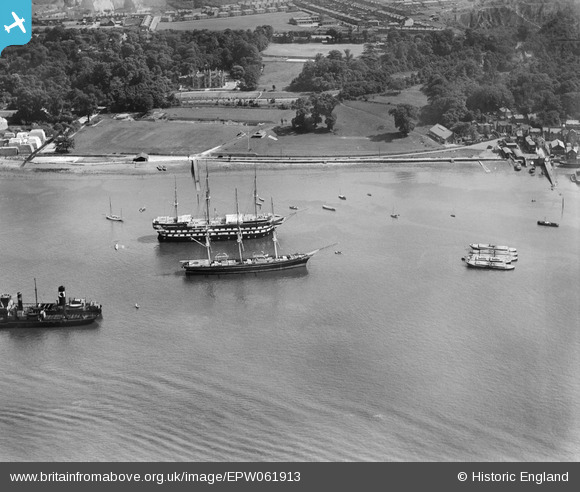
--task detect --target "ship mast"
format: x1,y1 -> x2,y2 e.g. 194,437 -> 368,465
235,188 -> 244,262
271,197 -> 279,259
173,176 -> 178,222
205,162 -> 211,224
272,227 -> 279,259
34,278 -> 38,306
253,166 -> 258,217
204,229 -> 212,263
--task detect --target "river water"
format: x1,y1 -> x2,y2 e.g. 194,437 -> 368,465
0,162 -> 579,461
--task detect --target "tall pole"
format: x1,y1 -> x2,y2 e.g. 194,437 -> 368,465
271,197 -> 279,259
235,188 -> 244,262
205,229 -> 212,262
205,162 -> 211,224
34,278 -> 38,306
253,166 -> 258,217
273,227 -> 279,259
173,176 -> 178,222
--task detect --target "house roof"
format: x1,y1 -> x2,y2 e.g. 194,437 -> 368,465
429,124 -> 453,140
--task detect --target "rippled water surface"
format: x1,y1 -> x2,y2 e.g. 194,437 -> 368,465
1,163 -> 579,461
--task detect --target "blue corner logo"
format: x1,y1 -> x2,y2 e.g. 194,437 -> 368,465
1,0 -> 31,55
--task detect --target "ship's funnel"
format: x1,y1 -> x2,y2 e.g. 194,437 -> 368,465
17,292 -> 23,310
58,285 -> 66,306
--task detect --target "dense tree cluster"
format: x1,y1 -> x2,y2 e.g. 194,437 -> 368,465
291,93 -> 339,133
0,25 -> 273,127
289,10 -> 580,129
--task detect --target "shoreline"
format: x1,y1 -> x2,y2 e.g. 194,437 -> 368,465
1,145 -> 503,176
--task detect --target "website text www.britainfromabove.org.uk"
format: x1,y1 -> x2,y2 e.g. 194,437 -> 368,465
9,471 -> 301,485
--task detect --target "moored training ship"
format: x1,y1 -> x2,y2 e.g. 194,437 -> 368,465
180,191 -> 322,275
0,284 -> 102,329
153,165 -> 285,242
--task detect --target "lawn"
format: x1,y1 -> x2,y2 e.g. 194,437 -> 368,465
218,99 -> 440,157
260,60 -> 306,91
71,86 -> 439,157
369,85 -> 429,108
158,13 -> 298,32
73,119 -> 245,155
162,107 -> 296,125
262,43 -> 366,59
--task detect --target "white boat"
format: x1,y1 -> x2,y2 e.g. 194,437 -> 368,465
465,258 -> 515,270
464,254 -> 514,264
467,248 -> 517,260
106,197 -> 123,222
470,243 -> 516,253
322,205 -> 336,211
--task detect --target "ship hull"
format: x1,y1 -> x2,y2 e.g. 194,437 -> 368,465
157,223 -> 276,242
465,260 -> 514,270
1,290 -> 102,329
0,314 -> 101,329
182,255 -> 311,275
154,216 -> 285,242
537,221 -> 559,227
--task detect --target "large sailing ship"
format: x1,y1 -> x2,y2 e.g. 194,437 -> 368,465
0,284 -> 102,329
180,192 -> 320,275
152,162 -> 285,242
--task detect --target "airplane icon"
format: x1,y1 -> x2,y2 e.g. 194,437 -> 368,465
4,12 -> 26,34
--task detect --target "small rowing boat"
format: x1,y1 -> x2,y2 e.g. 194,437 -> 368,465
537,220 -> 559,227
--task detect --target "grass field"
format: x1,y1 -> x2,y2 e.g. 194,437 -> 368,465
260,60 -> 306,91
162,107 -> 296,124
72,85 -> 440,158
158,13 -> 298,32
262,43 -> 366,59
73,119 -> 245,155
369,86 -> 428,108
216,100 -> 441,157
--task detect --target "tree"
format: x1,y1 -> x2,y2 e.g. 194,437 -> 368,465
389,104 -> 418,136
310,93 -> 339,130
291,97 -> 316,133
291,94 -> 339,133
230,65 -> 245,80
325,113 -> 337,131
466,85 -> 514,114
54,134 -> 75,153
240,65 -> 260,91
71,89 -> 98,122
